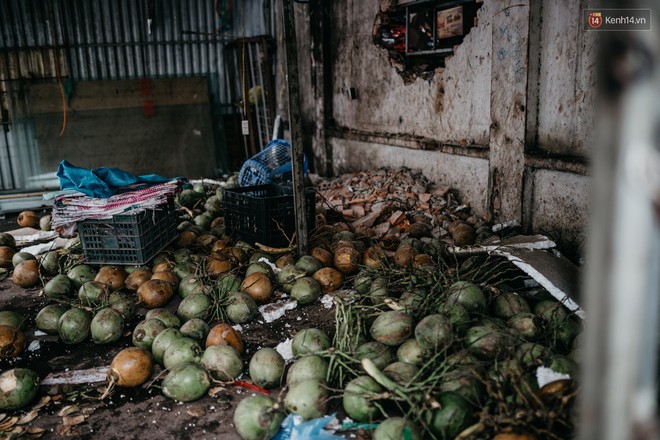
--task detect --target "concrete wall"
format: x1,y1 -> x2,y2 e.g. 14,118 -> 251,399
296,0 -> 594,252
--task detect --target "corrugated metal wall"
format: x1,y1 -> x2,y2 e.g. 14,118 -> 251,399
0,0 -> 275,190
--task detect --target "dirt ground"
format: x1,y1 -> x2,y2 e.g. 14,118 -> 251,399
0,213 -> 343,440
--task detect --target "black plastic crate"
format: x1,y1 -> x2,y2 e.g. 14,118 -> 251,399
223,184 -> 316,247
77,199 -> 177,265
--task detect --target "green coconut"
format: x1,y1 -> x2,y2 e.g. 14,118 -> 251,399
0,232 -> 16,248
373,417 -> 421,440
43,274 -> 73,300
35,304 -> 68,334
152,328 -> 185,365
161,362 -> 211,402
12,251 -> 36,268
414,314 -> 453,352
492,292 -> 531,319
78,280 -> 110,307
428,392 -> 476,440
445,281 -> 487,315
0,311 -> 25,330
0,368 -> 40,410
396,339 -> 425,366
90,308 -> 125,344
217,273 -> 243,293
249,347 -> 285,389
200,345 -> 243,381
226,291 -> 258,324
383,361 -> 419,385
286,355 -> 329,386
177,293 -> 212,322
40,251 -> 62,276
291,328 -> 331,357
132,318 -> 168,351
145,308 -> 181,328
58,308 -> 92,344
295,255 -> 323,276
233,394 -> 284,440
342,375 -> 384,422
353,271 -> 373,295
464,325 -> 515,360
178,275 -> 208,298
66,264 -> 98,290
355,341 -> 394,370
368,277 -> 389,305
179,318 -> 210,342
108,292 -> 137,321
508,312 -> 540,340
370,311 -> 413,347
284,379 -> 328,421
163,337 -> 203,370
290,277 -> 322,305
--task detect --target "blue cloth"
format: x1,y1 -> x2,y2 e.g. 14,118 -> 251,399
56,160 -> 172,198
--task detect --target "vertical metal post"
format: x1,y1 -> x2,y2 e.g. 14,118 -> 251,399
282,0 -> 308,256
579,3 -> 660,440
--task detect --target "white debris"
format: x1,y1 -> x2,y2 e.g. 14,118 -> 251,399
34,330 -> 47,336
276,338 -> 294,361
259,300 -> 298,323
258,257 -> 281,274
23,237 -> 69,256
536,366 -> 571,389
42,366 -> 109,385
28,340 -> 40,352
320,294 -> 334,309
232,324 -> 243,332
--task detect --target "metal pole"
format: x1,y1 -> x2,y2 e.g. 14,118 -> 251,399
579,3 -> 660,439
282,0 -> 308,255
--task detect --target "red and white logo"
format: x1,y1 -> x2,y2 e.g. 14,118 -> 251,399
588,12 -> 603,29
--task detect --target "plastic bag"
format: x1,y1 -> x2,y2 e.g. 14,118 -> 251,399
273,413 -> 343,440
238,139 -> 308,187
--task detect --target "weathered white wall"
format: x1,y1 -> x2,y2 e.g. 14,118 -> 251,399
527,170 -> 590,249
331,0 -> 492,145
534,0 -> 596,157
295,0 -> 595,253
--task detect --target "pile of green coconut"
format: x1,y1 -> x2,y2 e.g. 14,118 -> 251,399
0,179 -> 582,440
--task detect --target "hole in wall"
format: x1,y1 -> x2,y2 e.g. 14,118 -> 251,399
373,0 -> 483,84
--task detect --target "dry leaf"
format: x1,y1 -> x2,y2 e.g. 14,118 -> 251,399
185,406 -> 206,417
32,396 -> 51,410
57,405 -> 80,417
0,416 -> 18,430
55,425 -> 72,436
62,415 -> 85,426
16,410 -> 38,425
24,426 -> 46,439
208,386 -> 226,396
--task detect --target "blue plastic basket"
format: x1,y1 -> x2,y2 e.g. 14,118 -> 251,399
238,139 -> 308,186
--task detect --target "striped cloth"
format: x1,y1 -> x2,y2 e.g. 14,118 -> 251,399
51,179 -> 181,228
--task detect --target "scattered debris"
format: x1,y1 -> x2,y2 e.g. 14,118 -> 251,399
42,366 -> 109,385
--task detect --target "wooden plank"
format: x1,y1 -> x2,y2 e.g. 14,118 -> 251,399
488,0 -> 530,224
283,0 -> 309,255
29,77 -> 209,114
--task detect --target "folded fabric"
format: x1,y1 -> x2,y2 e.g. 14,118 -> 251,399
50,180 -> 180,228
56,160 -> 173,198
